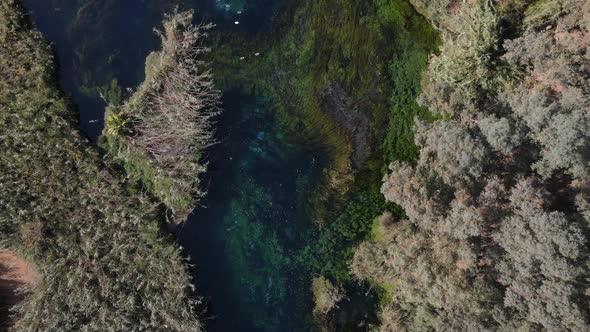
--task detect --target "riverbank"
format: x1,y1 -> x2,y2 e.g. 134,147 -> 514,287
354,0 -> 590,330
0,1 -> 199,330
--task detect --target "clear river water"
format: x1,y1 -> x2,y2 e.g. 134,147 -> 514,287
23,0 -> 324,331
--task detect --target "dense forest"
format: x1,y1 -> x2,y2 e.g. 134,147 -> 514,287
353,0 -> 590,330
1,0 -> 589,331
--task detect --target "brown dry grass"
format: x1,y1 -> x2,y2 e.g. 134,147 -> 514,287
0,251 -> 37,329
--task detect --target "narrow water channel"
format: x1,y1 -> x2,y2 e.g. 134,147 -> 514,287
23,1 -> 319,331
178,91 -> 322,331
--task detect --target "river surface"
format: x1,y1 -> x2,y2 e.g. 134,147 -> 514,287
23,1 -> 321,331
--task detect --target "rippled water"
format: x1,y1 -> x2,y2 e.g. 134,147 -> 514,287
23,1 -> 319,331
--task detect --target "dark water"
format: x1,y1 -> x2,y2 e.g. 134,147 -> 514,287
23,1 -> 321,331
23,0 -> 281,139
178,92 -> 322,331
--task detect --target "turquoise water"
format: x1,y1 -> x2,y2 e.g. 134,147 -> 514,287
23,1 -> 321,331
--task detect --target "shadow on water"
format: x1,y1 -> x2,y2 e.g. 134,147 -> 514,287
23,1 -> 322,331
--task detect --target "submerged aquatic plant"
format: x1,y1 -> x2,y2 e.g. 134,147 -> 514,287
223,176 -> 290,330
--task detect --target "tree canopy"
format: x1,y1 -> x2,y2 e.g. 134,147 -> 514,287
354,0 -> 590,330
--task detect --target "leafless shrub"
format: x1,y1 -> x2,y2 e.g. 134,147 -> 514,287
107,10 -> 221,219
132,11 -> 219,172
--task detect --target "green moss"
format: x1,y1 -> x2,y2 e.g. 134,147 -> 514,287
101,78 -> 123,105
100,132 -> 195,214
80,77 -> 123,105
297,191 -> 385,283
524,0 -> 563,28
369,216 -> 385,243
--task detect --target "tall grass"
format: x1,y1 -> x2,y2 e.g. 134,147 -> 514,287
0,2 -> 201,330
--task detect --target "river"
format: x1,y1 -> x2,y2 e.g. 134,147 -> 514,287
23,0 -> 320,331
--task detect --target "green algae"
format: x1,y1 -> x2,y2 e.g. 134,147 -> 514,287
80,78 -> 123,105
209,0 -> 440,328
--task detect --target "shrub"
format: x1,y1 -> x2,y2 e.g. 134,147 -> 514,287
102,10 -> 221,221
311,276 -> 344,317
429,0 -> 512,96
